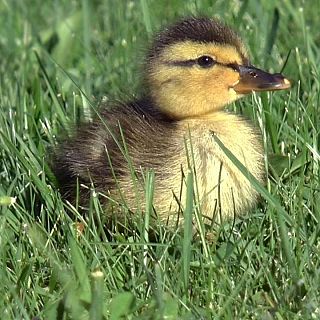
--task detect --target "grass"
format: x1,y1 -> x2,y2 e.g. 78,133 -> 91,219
0,0 -> 319,319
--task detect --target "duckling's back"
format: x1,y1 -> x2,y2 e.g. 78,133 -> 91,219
52,99 -> 182,212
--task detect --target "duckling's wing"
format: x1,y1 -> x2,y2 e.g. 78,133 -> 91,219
52,99 -> 178,204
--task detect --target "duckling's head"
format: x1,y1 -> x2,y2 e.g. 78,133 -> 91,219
145,17 -> 290,119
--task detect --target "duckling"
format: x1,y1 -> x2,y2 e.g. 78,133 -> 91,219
53,17 -> 290,226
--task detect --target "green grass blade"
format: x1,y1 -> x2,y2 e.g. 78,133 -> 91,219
182,172 -> 194,295
89,270 -> 104,320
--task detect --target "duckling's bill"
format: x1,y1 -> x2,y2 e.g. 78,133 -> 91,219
232,65 -> 291,94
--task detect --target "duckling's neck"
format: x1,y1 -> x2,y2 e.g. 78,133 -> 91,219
138,96 -> 235,125
182,111 -> 264,151
149,86 -> 236,119
177,110 -> 242,132
178,109 -> 230,122
185,110 -> 238,122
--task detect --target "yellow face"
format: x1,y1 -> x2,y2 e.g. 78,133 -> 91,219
147,41 -> 248,119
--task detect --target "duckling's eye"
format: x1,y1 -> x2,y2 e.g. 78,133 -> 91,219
197,56 -> 215,68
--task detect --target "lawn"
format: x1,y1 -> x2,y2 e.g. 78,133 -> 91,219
0,0 -> 319,319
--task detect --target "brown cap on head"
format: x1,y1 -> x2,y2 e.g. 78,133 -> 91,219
147,17 -> 248,64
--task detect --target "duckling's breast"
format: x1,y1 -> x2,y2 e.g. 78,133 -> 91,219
149,113 -> 265,224
177,112 -> 265,223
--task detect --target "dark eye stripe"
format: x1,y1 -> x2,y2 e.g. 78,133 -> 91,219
167,59 -> 197,67
167,56 -> 216,68
226,63 -> 240,72
166,59 -> 240,71
168,56 -> 216,68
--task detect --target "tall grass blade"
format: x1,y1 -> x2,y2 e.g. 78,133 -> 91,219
182,172 -> 194,295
